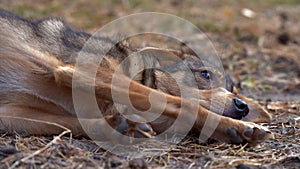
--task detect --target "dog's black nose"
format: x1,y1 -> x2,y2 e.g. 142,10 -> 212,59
233,98 -> 249,117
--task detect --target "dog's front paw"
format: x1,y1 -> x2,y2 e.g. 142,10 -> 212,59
227,122 -> 273,146
116,114 -> 156,138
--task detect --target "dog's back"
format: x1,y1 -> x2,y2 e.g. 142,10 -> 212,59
0,8 -> 130,111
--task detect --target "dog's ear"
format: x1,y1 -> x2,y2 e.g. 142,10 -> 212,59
138,47 -> 184,66
225,74 -> 234,92
233,87 -> 272,123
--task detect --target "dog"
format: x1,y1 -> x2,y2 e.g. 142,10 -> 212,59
0,9 -> 272,146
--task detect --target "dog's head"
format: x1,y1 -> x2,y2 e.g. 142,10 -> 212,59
136,47 -> 271,122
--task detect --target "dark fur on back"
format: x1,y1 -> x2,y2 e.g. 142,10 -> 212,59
0,9 -> 131,64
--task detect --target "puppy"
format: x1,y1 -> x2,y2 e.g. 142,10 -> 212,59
0,9 -> 272,146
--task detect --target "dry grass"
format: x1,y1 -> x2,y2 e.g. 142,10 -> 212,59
0,0 -> 299,168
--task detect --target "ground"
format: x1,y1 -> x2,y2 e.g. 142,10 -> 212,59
0,1 -> 299,168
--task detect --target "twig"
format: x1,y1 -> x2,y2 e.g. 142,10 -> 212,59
8,119 -> 71,169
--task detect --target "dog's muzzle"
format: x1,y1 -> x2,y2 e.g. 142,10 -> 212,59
223,97 -> 249,120
232,98 -> 249,119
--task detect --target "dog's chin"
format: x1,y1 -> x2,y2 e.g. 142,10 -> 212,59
223,100 -> 249,120
241,100 -> 272,123
199,103 -> 246,120
222,100 -> 271,122
222,109 -> 245,120
220,101 -> 272,122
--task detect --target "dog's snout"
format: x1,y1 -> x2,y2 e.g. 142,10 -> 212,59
233,98 -> 249,117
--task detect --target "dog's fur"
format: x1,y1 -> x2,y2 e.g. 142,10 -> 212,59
0,9 -> 272,146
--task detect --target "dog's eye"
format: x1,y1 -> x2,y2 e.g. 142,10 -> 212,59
200,70 -> 212,81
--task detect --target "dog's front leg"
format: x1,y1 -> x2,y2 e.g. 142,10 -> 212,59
191,105 -> 273,146
54,66 -> 272,146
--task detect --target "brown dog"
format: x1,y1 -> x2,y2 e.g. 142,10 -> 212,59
0,9 -> 272,146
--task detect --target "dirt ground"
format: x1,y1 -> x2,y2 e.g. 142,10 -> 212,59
0,1 -> 299,168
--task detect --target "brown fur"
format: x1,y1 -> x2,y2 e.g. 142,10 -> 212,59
0,9 -> 272,146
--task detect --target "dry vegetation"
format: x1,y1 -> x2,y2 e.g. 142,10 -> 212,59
0,0 -> 299,168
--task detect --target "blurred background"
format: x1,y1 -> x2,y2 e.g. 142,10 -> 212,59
0,1 -> 299,168
1,0 -> 299,33
1,0 -> 299,101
